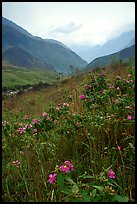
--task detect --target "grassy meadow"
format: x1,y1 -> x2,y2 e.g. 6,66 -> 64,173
2,62 -> 60,91
2,63 -> 135,202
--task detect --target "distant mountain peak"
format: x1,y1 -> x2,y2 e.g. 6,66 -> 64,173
2,16 -> 87,74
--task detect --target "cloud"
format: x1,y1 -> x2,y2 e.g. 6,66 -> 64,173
49,22 -> 83,35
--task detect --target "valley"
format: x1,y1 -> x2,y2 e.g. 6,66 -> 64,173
2,15 -> 135,202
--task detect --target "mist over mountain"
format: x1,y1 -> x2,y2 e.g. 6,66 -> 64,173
70,30 -> 135,63
2,17 -> 87,74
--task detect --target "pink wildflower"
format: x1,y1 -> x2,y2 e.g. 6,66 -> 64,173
98,73 -> 103,77
117,87 -> 120,90
117,76 -> 121,79
101,89 -> 105,94
76,122 -> 81,126
33,118 -> 39,124
63,161 -> 74,171
55,106 -> 60,111
117,146 -> 121,151
64,160 -> 70,165
48,173 -> 57,184
128,74 -> 132,77
127,115 -> 132,120
20,151 -> 24,155
42,112 -> 47,117
18,127 -> 26,134
33,128 -> 37,133
74,112 -> 78,115
24,115 -> 29,119
63,102 -> 69,107
2,121 -> 9,126
28,124 -> 32,129
60,165 -> 70,173
108,169 -> 115,179
70,163 -> 74,171
79,95 -> 86,100
13,160 -> 20,168
126,80 -> 130,83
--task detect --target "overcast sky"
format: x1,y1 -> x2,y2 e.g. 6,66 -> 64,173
2,2 -> 135,47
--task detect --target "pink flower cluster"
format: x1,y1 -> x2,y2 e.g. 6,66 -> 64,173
60,160 -> 74,173
48,161 -> 74,184
18,127 -> 26,134
79,94 -> 86,100
108,169 -> 115,179
33,118 -> 39,124
13,160 -> 20,168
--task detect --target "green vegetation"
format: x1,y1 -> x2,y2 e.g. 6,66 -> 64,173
2,46 -> 55,71
2,62 -> 60,91
2,63 -> 135,202
85,45 -> 135,71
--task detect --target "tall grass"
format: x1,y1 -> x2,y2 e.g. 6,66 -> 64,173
2,64 -> 135,202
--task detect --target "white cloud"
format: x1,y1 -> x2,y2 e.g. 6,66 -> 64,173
2,2 -> 135,47
49,22 -> 83,34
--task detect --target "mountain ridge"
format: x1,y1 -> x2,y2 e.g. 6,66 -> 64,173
85,44 -> 135,71
2,17 -> 87,74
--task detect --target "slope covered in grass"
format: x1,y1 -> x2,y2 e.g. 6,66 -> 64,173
2,62 -> 60,91
2,63 -> 135,202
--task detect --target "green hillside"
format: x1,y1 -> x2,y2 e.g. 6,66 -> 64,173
2,46 -> 56,71
85,45 -> 135,71
2,62 -> 60,91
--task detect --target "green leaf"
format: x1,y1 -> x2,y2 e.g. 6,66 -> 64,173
40,142 -> 47,145
72,184 -> 79,194
61,190 -> 70,195
113,194 -> 129,202
93,185 -> 104,192
57,173 -> 64,190
129,143 -> 134,148
81,190 -> 91,201
91,189 -> 97,196
65,176 -> 76,185
93,194 -> 102,202
78,175 -> 94,179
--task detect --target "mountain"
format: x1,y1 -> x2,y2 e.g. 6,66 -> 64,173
85,44 -> 135,71
2,46 -> 55,71
124,37 -> 135,48
2,16 -> 34,38
2,17 -> 87,74
71,30 -> 135,63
